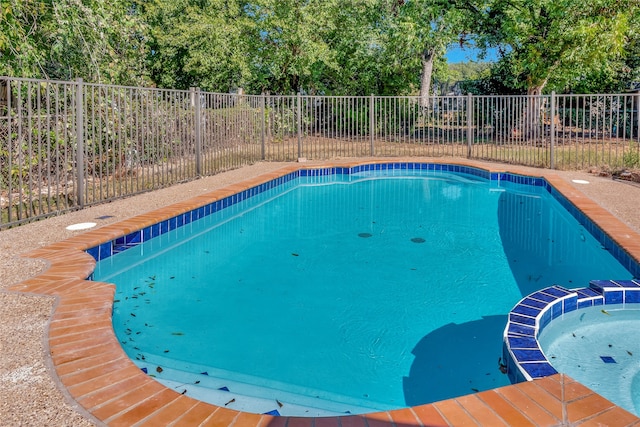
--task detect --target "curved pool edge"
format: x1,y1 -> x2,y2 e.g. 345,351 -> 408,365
9,159 -> 640,426
503,280 -> 640,385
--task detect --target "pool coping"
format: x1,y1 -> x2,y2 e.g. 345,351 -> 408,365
9,159 -> 640,427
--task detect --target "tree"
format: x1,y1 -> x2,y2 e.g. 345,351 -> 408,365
247,0 -> 340,94
145,0 -> 254,92
480,0 -> 638,95
318,0 -> 418,96
389,0 -> 479,105
1,0 -> 149,85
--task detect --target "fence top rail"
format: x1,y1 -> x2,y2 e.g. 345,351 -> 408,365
2,76 -> 638,100
1,76 -> 79,86
83,82 -> 191,95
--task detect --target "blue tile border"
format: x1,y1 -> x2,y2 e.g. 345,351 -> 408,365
503,279 -> 640,382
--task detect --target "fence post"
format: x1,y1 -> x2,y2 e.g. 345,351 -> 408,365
192,87 -> 202,176
75,78 -> 85,208
370,94 -> 375,156
467,93 -> 473,158
550,91 -> 556,169
297,92 -> 302,159
260,93 -> 266,160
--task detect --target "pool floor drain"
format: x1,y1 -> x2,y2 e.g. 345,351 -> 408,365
411,237 -> 426,243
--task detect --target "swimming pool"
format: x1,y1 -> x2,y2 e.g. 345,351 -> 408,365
539,303 -> 640,415
87,163 -> 635,416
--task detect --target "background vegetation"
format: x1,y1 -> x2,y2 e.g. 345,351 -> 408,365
1,0 -> 639,95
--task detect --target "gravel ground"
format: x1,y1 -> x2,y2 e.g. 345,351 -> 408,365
1,159 -> 639,427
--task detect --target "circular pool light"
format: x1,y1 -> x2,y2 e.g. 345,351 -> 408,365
66,222 -> 97,231
572,179 -> 590,184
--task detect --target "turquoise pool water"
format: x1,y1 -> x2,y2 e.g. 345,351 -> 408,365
93,168 -> 632,415
538,304 -> 640,415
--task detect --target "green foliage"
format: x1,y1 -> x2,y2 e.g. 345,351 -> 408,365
145,0 -> 254,92
623,143 -> 640,168
479,0 -> 639,94
3,0 -> 638,95
0,0 -> 149,85
435,61 -> 492,94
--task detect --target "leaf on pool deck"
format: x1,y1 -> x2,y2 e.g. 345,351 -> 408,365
171,332 -> 184,336
156,366 -> 163,373
181,389 -> 187,395
291,253 -> 299,256
628,350 -> 633,356
225,398 -> 235,406
276,399 -> 283,408
601,309 -> 611,315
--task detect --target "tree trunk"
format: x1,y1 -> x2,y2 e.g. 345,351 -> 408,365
419,49 -> 435,109
521,83 -> 547,140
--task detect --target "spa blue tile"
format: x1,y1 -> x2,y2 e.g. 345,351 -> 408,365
143,227 -> 152,241
507,336 -> 539,349
551,302 -> 563,319
114,236 -> 125,246
544,286 -> 572,298
513,349 -> 546,363
509,313 -> 536,326
521,297 -> 548,309
150,223 -> 160,238
176,214 -> 184,227
512,305 -> 541,317
578,299 -> 594,309
577,288 -> 600,298
604,290 -> 624,304
530,291 -> 557,303
592,279 -> 620,289
168,217 -> 177,231
625,290 -> 640,303
125,231 -> 141,245
508,323 -> 535,337
183,212 -> 192,225
521,362 -> 558,379
615,280 -> 640,288
593,298 -> 604,306
539,309 -> 552,330
563,297 -> 577,313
